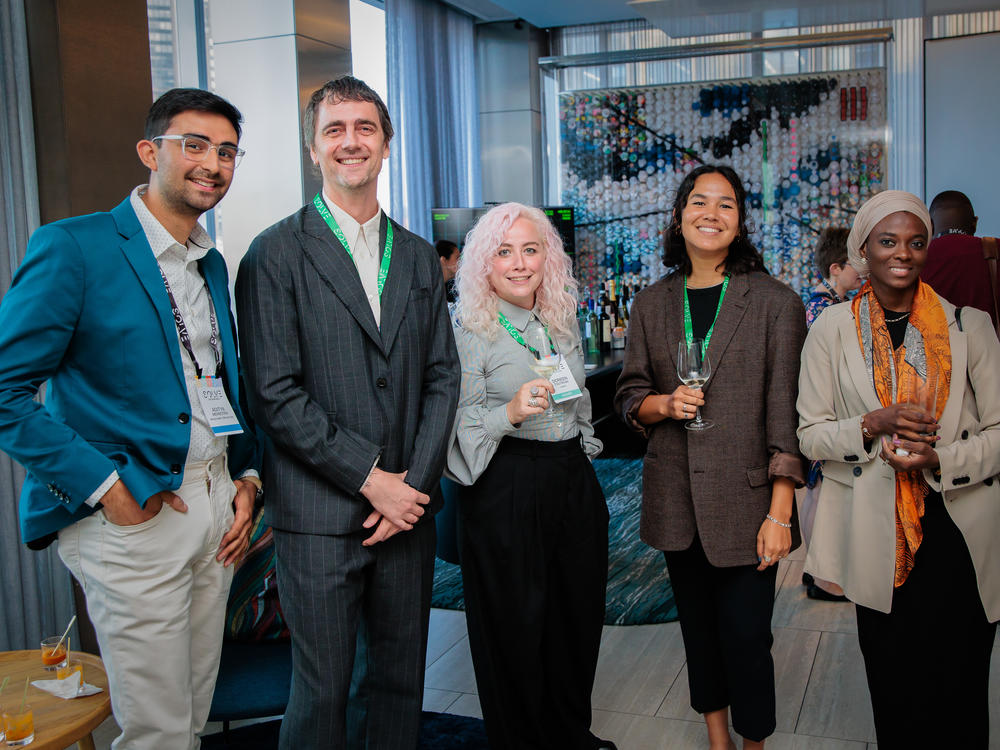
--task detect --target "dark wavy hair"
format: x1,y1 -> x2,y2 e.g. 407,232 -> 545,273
662,164 -> 767,276
144,88 -> 243,141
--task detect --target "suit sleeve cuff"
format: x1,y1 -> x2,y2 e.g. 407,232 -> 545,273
768,451 -> 806,486
86,471 -> 120,507
237,471 -> 261,491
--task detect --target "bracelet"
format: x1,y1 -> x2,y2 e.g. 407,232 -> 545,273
766,513 -> 792,529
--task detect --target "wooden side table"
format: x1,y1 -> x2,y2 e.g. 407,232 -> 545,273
0,650 -> 111,750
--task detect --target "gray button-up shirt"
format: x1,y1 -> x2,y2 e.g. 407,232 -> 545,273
447,298 -> 602,486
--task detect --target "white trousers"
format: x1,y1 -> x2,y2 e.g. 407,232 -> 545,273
58,456 -> 236,750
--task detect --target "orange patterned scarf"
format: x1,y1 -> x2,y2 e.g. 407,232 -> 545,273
852,280 -> 951,586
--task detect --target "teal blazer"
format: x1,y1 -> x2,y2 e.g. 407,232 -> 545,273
0,197 -> 258,543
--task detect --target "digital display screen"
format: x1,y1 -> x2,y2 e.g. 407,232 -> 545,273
430,205 -> 575,258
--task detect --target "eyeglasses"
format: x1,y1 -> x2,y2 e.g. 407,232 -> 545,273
151,135 -> 245,169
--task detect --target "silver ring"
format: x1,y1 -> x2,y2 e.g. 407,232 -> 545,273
683,404 -> 689,413
530,386 -> 540,396
763,555 -> 772,562
528,397 -> 537,407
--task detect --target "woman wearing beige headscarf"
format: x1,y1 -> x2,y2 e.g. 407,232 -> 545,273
797,190 -> 1000,747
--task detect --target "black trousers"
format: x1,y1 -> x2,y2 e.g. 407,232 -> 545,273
459,436 -> 610,750
274,521 -> 436,750
663,536 -> 778,742
855,492 -> 997,749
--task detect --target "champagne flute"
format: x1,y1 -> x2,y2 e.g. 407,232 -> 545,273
677,339 -> 714,431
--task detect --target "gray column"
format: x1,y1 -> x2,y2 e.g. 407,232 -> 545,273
207,0 -> 351,277
477,20 -> 547,205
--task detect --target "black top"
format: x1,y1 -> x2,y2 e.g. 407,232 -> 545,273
687,283 -> 724,343
884,309 -> 910,350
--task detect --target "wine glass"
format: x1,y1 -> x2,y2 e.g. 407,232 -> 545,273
894,367 -> 938,455
677,339 -> 714,431
524,326 -> 560,381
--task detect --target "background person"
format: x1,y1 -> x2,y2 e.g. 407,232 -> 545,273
236,76 -> 459,750
436,238 -> 460,303
0,88 -> 259,749
615,164 -> 806,750
921,189 -> 1000,331
447,202 -> 615,750
798,190 -> 1000,747
798,225 -> 861,601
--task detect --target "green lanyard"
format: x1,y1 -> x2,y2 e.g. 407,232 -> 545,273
682,275 -> 730,352
313,193 -> 393,299
497,312 -> 556,357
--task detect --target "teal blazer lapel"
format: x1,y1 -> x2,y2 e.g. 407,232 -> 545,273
110,199 -> 186,389
377,215 -> 414,355
299,203 -> 384,354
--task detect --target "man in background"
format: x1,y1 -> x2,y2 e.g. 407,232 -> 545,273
236,76 -> 459,749
921,190 -> 999,330
436,238 -> 460,302
0,88 -> 259,749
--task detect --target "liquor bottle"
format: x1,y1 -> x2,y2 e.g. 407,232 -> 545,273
577,300 -> 589,344
599,298 -> 612,353
585,298 -> 600,354
619,284 -> 630,325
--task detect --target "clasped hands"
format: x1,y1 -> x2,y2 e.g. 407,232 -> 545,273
863,403 -> 941,472
361,468 -> 430,546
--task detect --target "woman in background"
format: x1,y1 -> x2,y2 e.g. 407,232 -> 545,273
615,164 -> 806,750
447,202 -> 615,750
799,226 -> 862,601
798,190 -> 1000,747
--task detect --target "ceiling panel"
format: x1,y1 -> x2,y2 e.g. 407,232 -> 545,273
446,0 -> 999,31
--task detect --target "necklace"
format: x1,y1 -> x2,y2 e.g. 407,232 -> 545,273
819,277 -> 843,303
884,311 -> 910,324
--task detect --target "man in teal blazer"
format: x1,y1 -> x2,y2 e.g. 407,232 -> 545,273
0,89 -> 259,750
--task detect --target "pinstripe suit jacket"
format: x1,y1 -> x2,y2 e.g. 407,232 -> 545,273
235,203 -> 460,535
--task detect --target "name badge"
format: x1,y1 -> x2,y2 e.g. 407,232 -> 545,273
549,356 -> 583,404
194,376 -> 244,435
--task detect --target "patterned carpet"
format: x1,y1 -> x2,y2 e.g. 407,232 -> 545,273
431,457 -> 678,625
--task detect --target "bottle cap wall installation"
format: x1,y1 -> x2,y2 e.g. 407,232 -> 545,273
559,68 -> 887,298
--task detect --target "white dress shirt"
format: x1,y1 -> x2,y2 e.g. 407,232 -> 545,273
322,191 -> 384,326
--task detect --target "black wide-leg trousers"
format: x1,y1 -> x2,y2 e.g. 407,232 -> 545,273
855,492 -> 996,749
664,536 -> 778,742
459,436 -> 610,750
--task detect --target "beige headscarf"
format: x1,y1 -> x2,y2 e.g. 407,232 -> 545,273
846,190 -> 933,275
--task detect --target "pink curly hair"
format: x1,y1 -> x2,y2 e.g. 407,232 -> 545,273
455,203 -> 579,340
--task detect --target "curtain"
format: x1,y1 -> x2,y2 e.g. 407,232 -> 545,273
386,0 -> 481,242
0,0 -> 78,651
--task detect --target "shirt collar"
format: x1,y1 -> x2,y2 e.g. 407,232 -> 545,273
497,298 -> 540,332
321,190 -> 382,253
130,185 -> 214,262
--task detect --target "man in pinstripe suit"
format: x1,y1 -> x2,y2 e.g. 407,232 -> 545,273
235,76 -> 460,750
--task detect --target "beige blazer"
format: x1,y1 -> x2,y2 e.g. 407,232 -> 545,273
798,296 -> 1000,619
615,271 -> 806,566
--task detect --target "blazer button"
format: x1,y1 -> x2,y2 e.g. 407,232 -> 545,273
844,454 -> 859,462
376,377 -> 387,388
852,466 -> 862,477
170,463 -> 182,475
961,430 -> 969,440
178,412 -> 190,424
985,477 -> 995,487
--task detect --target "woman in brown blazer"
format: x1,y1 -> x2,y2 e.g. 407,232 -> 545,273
615,165 -> 806,750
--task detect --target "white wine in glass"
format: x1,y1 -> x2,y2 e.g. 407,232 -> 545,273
525,326 -> 560,379
677,339 -> 714,430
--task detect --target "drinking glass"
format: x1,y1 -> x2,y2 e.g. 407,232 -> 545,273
677,339 -> 714,431
894,367 -> 939,456
2,704 -> 35,746
524,326 -> 560,381
40,636 -> 67,670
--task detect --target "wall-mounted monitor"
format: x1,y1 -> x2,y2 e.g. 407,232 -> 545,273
430,205 -> 576,259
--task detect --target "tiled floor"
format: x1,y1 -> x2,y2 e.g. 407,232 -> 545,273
88,543 -> 1000,749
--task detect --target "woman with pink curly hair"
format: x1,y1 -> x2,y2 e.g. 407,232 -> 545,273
447,202 -> 615,750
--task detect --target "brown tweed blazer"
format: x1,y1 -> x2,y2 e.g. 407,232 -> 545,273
614,271 -> 807,566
